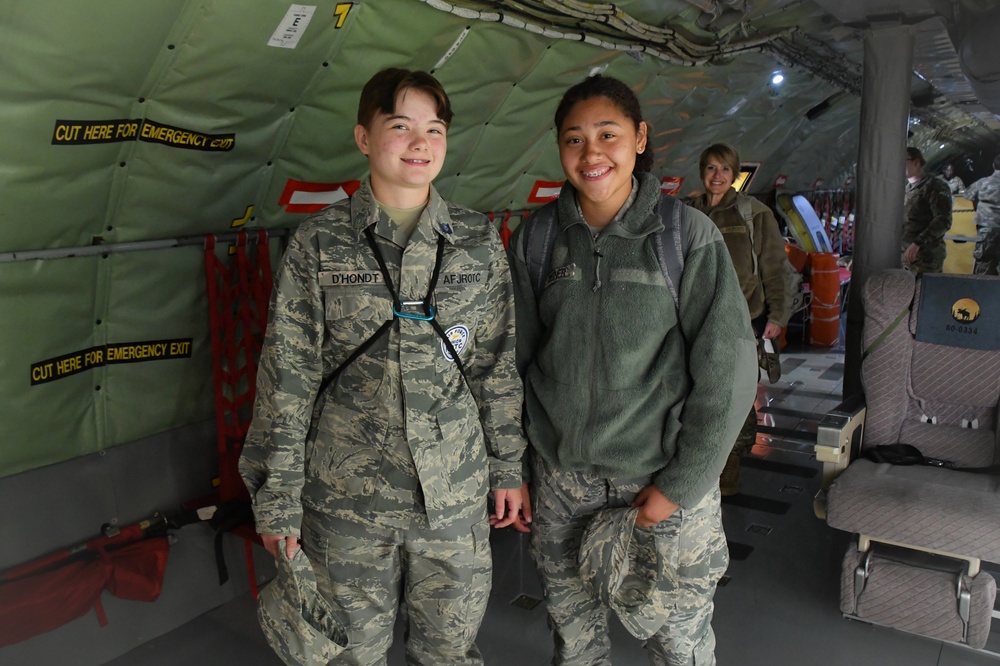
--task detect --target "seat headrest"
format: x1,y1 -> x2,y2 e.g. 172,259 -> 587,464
862,269 -> 915,325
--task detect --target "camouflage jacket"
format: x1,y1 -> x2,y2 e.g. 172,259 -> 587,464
903,175 -> 952,248
966,171 -> 1000,231
240,180 -> 526,535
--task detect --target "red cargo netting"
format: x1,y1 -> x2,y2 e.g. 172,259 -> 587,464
204,231 -> 274,597
204,231 -> 273,503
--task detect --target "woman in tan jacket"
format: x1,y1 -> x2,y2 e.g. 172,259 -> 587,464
690,143 -> 791,495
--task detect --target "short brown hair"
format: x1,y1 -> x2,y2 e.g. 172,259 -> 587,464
699,143 -> 740,177
906,147 -> 925,166
357,68 -> 453,129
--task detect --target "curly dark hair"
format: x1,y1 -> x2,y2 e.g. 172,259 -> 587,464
554,75 -> 654,174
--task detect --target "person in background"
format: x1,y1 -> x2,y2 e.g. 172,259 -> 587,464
690,143 -> 791,496
965,153 -> 1000,275
903,147 -> 952,274
240,68 -> 527,665
943,163 -> 966,195
509,74 -> 757,665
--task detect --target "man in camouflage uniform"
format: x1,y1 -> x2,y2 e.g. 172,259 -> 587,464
903,147 -> 953,274
943,163 -> 966,195
240,68 -> 527,666
965,154 -> 1000,275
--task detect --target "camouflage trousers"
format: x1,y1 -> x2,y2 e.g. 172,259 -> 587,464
973,226 -> 1000,275
529,454 -> 729,666
300,509 -> 492,666
731,405 -> 757,457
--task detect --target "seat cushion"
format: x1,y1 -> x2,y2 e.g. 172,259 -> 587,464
827,459 -> 1000,561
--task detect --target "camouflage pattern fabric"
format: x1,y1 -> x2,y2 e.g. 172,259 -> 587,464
732,405 -> 757,457
966,171 -> 1000,275
578,506 -> 672,640
966,171 -> 1000,230
240,178 -> 525,537
947,175 -> 966,195
240,178 -> 525,663
300,510 -> 492,666
258,538 -> 347,666
973,228 -> 1000,275
529,454 -> 729,666
902,175 -> 952,274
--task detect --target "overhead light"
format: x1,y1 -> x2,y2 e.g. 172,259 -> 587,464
939,143 -> 946,149
771,72 -> 784,85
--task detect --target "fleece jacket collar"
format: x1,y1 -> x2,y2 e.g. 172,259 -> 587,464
557,172 -> 665,240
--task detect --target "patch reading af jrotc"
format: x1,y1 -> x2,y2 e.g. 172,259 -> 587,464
544,264 -> 577,289
442,272 -> 483,285
318,271 -> 382,287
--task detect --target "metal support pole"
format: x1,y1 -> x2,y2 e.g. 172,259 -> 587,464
844,24 -> 915,398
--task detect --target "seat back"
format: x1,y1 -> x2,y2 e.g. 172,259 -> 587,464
861,270 -> 1000,467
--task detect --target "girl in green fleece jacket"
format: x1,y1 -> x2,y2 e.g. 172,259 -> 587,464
508,75 -> 758,665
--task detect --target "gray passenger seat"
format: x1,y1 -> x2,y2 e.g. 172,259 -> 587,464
814,269 -> 1000,649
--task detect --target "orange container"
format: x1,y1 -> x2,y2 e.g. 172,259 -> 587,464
809,252 -> 841,347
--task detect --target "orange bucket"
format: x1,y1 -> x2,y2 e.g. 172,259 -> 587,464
809,252 -> 841,346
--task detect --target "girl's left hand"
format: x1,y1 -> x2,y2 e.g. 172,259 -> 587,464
632,485 -> 679,528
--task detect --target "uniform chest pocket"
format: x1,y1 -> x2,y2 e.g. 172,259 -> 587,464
434,277 -> 487,330
324,286 -> 393,347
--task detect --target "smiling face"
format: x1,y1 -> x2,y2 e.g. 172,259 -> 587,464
354,88 -> 447,208
558,96 -> 647,223
702,157 -> 735,199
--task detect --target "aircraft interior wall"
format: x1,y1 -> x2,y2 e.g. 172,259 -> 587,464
2,1 -> 999,662
0,0 -> 865,479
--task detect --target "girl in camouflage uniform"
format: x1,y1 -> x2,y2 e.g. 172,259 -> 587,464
242,69 -> 527,666
509,76 -> 757,665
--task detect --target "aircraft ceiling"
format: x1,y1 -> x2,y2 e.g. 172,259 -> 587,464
1,0 -> 998,477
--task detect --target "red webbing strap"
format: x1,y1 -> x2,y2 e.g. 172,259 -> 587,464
243,538 -> 259,599
204,232 -> 272,503
204,232 -> 274,597
205,235 -> 238,500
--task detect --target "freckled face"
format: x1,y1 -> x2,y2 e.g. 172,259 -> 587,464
354,89 -> 447,206
702,158 -> 734,197
558,96 -> 647,213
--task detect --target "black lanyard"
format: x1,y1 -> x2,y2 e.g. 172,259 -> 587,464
363,226 -> 471,386
313,224 -> 477,415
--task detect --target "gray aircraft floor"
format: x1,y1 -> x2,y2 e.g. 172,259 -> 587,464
106,343 -> 1000,666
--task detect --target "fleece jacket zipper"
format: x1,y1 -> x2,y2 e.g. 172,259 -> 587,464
580,230 -> 603,463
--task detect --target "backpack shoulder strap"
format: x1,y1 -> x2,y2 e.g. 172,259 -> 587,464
651,195 -> 685,311
736,194 -> 759,276
521,203 -> 560,298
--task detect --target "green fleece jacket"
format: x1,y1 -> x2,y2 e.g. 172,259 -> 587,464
509,172 -> 758,508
